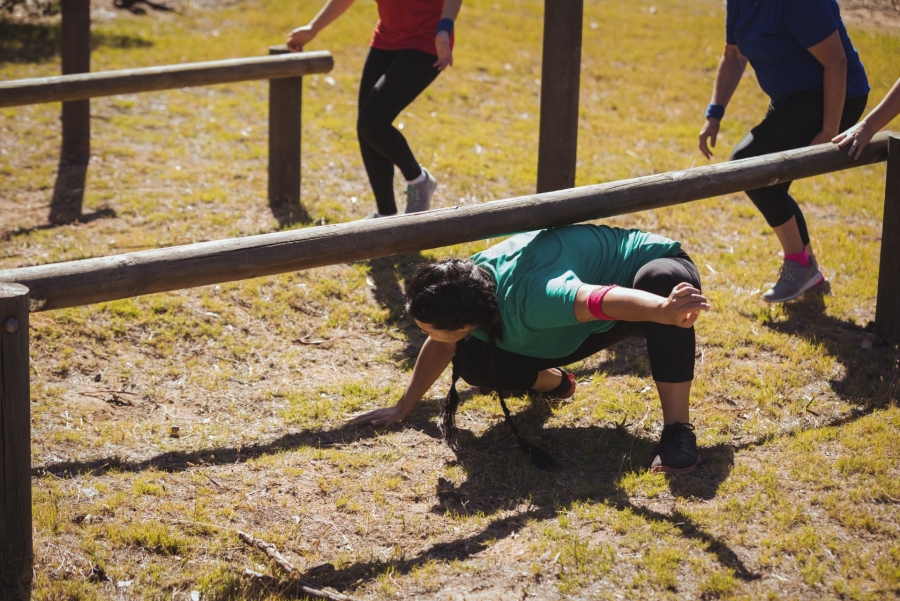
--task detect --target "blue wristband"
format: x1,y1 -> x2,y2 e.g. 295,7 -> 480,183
436,18 -> 454,35
706,103 -> 725,121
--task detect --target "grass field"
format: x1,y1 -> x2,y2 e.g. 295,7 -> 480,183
2,0 -> 900,599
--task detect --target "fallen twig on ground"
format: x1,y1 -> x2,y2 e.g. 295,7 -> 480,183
237,531 -> 360,601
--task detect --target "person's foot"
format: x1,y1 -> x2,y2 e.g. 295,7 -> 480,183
762,255 -> 826,303
545,368 -> 576,399
405,167 -> 437,213
650,422 -> 700,474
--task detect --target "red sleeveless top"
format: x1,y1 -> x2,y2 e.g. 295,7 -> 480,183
370,0 -> 455,56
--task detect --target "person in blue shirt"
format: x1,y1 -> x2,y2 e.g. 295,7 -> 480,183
698,0 -> 869,303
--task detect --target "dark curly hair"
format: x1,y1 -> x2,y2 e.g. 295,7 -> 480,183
405,259 -> 557,469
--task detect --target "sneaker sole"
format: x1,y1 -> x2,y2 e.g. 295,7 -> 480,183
762,273 -> 826,303
651,454 -> 702,475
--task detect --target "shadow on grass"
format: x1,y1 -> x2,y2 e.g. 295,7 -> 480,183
36,392 -> 759,589
758,289 -> 899,408
362,252 -> 430,369
0,20 -> 153,64
269,200 -> 313,229
0,157 -> 118,238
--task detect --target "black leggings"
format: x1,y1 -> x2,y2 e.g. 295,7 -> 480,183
731,91 -> 868,246
457,251 -> 701,391
358,47 -> 440,216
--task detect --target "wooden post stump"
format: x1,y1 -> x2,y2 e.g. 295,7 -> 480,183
876,135 -> 900,345
537,0 -> 583,193
268,44 -> 305,226
0,284 -> 31,599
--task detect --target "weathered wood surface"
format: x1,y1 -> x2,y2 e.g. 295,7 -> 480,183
60,0 -> 91,165
875,135 -> 900,345
0,133 -> 891,312
537,0 -> 583,193
267,45 -> 303,223
0,284 -> 31,598
0,51 -> 333,108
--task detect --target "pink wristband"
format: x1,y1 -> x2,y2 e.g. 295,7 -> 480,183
587,285 -> 618,321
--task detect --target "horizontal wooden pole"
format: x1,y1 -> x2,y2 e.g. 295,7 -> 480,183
0,133 -> 892,312
0,51 -> 333,108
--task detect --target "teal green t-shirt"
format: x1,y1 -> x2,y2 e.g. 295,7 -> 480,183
469,224 -> 681,359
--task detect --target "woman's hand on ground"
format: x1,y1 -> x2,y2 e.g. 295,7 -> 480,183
660,282 -> 710,328
832,121 -> 875,160
434,31 -> 453,70
698,118 -> 720,159
286,26 -> 316,52
346,404 -> 410,427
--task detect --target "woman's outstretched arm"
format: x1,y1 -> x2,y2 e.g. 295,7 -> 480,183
348,336 -> 456,426
574,282 -> 710,328
699,43 -> 748,159
834,77 -> 900,159
286,0 -> 357,51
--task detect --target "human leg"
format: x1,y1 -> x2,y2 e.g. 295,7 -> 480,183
631,253 -> 702,472
732,92 -> 868,301
457,322 -> 642,394
358,48 -> 401,215
357,49 -> 440,215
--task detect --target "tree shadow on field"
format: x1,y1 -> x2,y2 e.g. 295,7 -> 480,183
362,252 -> 430,369
758,290 -> 899,409
0,20 -> 153,64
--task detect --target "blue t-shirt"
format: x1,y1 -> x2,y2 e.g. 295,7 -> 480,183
726,0 -> 869,103
469,225 -> 682,359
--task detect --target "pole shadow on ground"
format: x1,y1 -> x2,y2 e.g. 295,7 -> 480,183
753,291 -> 899,408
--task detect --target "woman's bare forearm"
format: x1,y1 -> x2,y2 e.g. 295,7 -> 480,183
308,0 -> 356,34
396,337 -> 456,414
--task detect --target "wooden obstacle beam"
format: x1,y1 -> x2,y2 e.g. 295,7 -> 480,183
0,51 -> 334,108
0,50 -> 333,225
0,133 -> 895,335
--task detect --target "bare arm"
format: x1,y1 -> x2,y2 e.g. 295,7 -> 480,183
286,0 -> 357,52
434,0 -> 463,70
806,30 -> 847,145
699,44 -> 748,159
834,77 -> 900,159
573,282 -> 710,328
348,336 -> 456,426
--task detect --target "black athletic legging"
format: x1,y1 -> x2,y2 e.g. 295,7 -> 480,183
731,91 -> 868,247
457,251 -> 701,392
358,47 -> 440,216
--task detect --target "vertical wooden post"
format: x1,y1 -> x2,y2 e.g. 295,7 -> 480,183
53,0 -> 91,224
875,135 -> 900,345
60,0 -> 91,164
537,0 -> 583,193
268,44 -> 304,226
0,284 -> 31,599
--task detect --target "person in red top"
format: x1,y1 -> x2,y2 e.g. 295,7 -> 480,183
287,0 -> 462,218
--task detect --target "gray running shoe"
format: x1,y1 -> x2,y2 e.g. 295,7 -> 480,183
762,256 -> 826,303
404,167 -> 437,213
